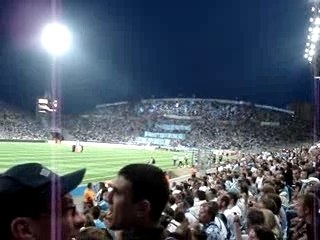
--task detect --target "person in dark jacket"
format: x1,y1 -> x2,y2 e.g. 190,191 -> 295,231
106,164 -> 169,240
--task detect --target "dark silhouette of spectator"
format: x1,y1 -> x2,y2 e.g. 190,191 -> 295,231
0,163 -> 86,240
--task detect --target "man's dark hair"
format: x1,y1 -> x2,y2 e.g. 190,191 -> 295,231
220,195 -> 230,207
247,207 -> 265,229
91,206 -> 101,220
252,225 -> 276,240
206,201 -> 219,221
197,190 -> 207,201
119,164 -> 169,222
260,197 -> 278,215
265,193 -> 282,215
227,191 -> 239,205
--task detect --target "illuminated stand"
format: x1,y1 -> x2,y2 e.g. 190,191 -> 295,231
304,5 -> 320,142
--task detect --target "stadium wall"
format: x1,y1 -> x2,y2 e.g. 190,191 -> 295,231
0,139 -> 47,143
48,140 -> 157,150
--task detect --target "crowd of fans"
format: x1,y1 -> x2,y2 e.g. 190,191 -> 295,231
0,102 -> 48,140
83,144 -> 320,240
2,142 -> 320,240
62,99 -> 309,150
0,99 -> 310,150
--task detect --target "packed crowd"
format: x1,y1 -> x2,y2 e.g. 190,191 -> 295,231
64,99 -> 309,149
184,119 -> 308,150
2,142 -> 319,240
0,102 -> 47,140
79,144 -> 320,240
135,99 -> 292,123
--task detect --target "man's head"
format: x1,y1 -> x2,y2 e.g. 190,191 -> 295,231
227,191 -> 239,206
199,202 -> 219,224
246,207 -> 265,230
0,163 -> 86,240
292,168 -> 300,180
107,163 -> 169,230
295,193 -> 320,221
217,194 -> 230,210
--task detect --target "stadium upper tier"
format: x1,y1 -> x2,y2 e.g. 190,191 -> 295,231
65,98 -> 309,150
0,99 -> 310,149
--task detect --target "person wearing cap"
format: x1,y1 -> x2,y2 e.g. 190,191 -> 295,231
0,162 -> 86,240
106,163 -> 169,240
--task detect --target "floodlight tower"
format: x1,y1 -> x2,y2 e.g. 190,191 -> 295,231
304,4 -> 320,142
40,22 -> 72,133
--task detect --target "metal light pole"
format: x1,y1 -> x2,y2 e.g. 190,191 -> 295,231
41,22 -> 72,133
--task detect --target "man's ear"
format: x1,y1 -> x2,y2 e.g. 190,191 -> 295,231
11,217 -> 35,240
135,200 -> 151,218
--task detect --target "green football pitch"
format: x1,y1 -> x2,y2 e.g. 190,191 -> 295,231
0,142 -> 191,184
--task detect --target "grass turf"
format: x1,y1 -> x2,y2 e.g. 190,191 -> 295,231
0,142 -> 191,184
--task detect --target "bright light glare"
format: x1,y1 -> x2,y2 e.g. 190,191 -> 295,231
309,27 -> 313,32
308,56 -> 313,62
311,34 -> 319,42
41,23 -> 72,56
309,49 -> 316,56
307,42 -> 310,47
312,7 -> 316,12
311,18 -> 314,22
315,18 -> 320,25
311,44 -> 316,49
304,53 -> 309,58
305,48 -> 309,53
313,27 -> 320,34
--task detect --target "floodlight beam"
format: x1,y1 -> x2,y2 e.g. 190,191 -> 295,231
41,23 -> 72,56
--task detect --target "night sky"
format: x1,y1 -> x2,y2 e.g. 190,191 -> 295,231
0,0 -> 314,113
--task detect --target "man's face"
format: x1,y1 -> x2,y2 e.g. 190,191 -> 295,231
102,191 -> 109,201
107,175 -> 135,230
248,228 -> 258,240
199,204 -> 211,224
32,194 -> 84,240
293,169 -> 300,180
301,170 -> 308,180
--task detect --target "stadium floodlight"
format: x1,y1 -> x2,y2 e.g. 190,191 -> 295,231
309,27 -> 313,32
311,44 -> 316,49
311,34 -> 319,42
311,17 -> 314,22
308,56 -> 313,62
309,49 -> 316,56
307,42 -> 310,47
315,18 -> 320,25
313,27 -> 320,34
306,49 -> 309,53
304,53 -> 309,58
41,23 -> 72,56
312,7 -> 316,12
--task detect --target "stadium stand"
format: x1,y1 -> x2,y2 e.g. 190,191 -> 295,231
0,99 -> 319,240
64,98 -> 310,150
0,101 -> 48,140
